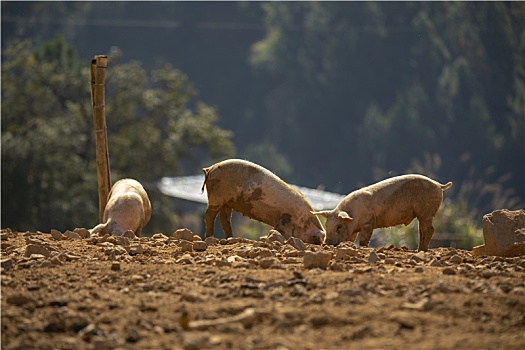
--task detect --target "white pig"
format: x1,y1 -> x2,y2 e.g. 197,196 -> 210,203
312,174 -> 452,251
90,178 -> 151,237
201,159 -> 326,244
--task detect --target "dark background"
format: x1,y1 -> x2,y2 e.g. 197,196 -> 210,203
2,1 -> 524,233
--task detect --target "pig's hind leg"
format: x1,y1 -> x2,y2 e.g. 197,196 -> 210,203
205,206 -> 220,238
417,217 -> 435,251
219,206 -> 234,238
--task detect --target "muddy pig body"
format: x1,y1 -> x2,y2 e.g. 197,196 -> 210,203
90,178 -> 152,237
313,174 -> 452,251
202,159 -> 326,244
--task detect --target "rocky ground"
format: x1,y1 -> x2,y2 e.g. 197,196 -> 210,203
1,227 -> 524,350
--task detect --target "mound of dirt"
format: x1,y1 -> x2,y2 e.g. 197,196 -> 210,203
1,228 -> 524,349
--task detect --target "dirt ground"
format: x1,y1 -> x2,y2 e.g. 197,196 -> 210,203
1,227 -> 524,350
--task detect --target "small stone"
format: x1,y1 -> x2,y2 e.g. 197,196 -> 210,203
152,233 -> 169,240
448,254 -> 463,264
191,235 -> 203,242
176,254 -> 194,265
414,266 -> 425,273
303,251 -> 332,269
286,237 -> 306,251
111,262 -> 121,271
25,244 -> 50,258
430,258 -> 440,266
385,258 -> 396,265
442,267 -> 457,275
6,295 -> 36,306
335,248 -> 360,260
265,230 -> 285,244
50,229 -> 63,241
1,258 -> 14,270
193,241 -> 207,252
259,257 -> 276,269
63,230 -> 82,240
173,228 -> 194,241
74,228 -> 90,239
179,240 -> 194,252
227,237 -> 243,244
205,237 -> 220,245
105,245 -> 128,256
29,254 -> 47,260
368,250 -> 379,264
410,253 -> 424,263
129,244 -> 144,255
50,256 -> 63,265
122,230 -> 136,239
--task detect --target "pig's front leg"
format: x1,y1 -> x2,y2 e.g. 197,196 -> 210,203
359,223 -> 374,247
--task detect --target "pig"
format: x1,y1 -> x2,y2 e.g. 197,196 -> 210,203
201,159 -> 326,244
312,174 -> 452,251
90,178 -> 152,237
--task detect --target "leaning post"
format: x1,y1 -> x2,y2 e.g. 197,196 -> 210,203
90,55 -> 111,223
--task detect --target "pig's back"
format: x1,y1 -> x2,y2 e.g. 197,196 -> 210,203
206,159 -> 315,224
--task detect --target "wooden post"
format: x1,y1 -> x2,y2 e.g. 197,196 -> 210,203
90,55 -> 111,223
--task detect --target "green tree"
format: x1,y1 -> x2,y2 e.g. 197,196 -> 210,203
250,2 -> 524,215
1,37 -> 234,233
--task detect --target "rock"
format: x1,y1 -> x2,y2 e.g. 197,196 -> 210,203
129,244 -> 144,255
50,229 -> 63,241
449,254 -> 463,264
111,262 -> 121,271
122,230 -> 136,239
193,241 -> 208,252
335,248 -> 360,261
176,254 -> 194,265
368,250 -> 379,264
286,237 -> 306,251
6,294 -> 36,306
152,233 -> 169,240
482,209 -> 525,257
105,245 -> 128,256
173,228 -> 195,241
205,237 -> 220,245
1,258 -> 14,270
442,267 -> 457,275
191,235 -> 203,242
74,228 -> 90,239
410,252 -> 425,263
227,237 -> 243,244
259,257 -> 276,269
179,240 -> 194,252
63,230 -> 82,240
472,244 -> 486,256
25,244 -> 50,258
265,230 -> 285,244
303,251 -> 332,269
50,256 -> 63,265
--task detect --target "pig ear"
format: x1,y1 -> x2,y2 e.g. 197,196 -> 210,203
338,211 -> 354,222
311,210 -> 332,218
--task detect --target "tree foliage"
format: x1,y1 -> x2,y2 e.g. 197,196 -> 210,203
2,2 -> 524,236
1,37 -> 234,232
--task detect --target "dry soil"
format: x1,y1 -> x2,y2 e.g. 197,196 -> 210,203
1,228 -> 524,349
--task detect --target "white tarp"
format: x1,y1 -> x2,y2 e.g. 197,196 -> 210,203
157,175 -> 345,211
